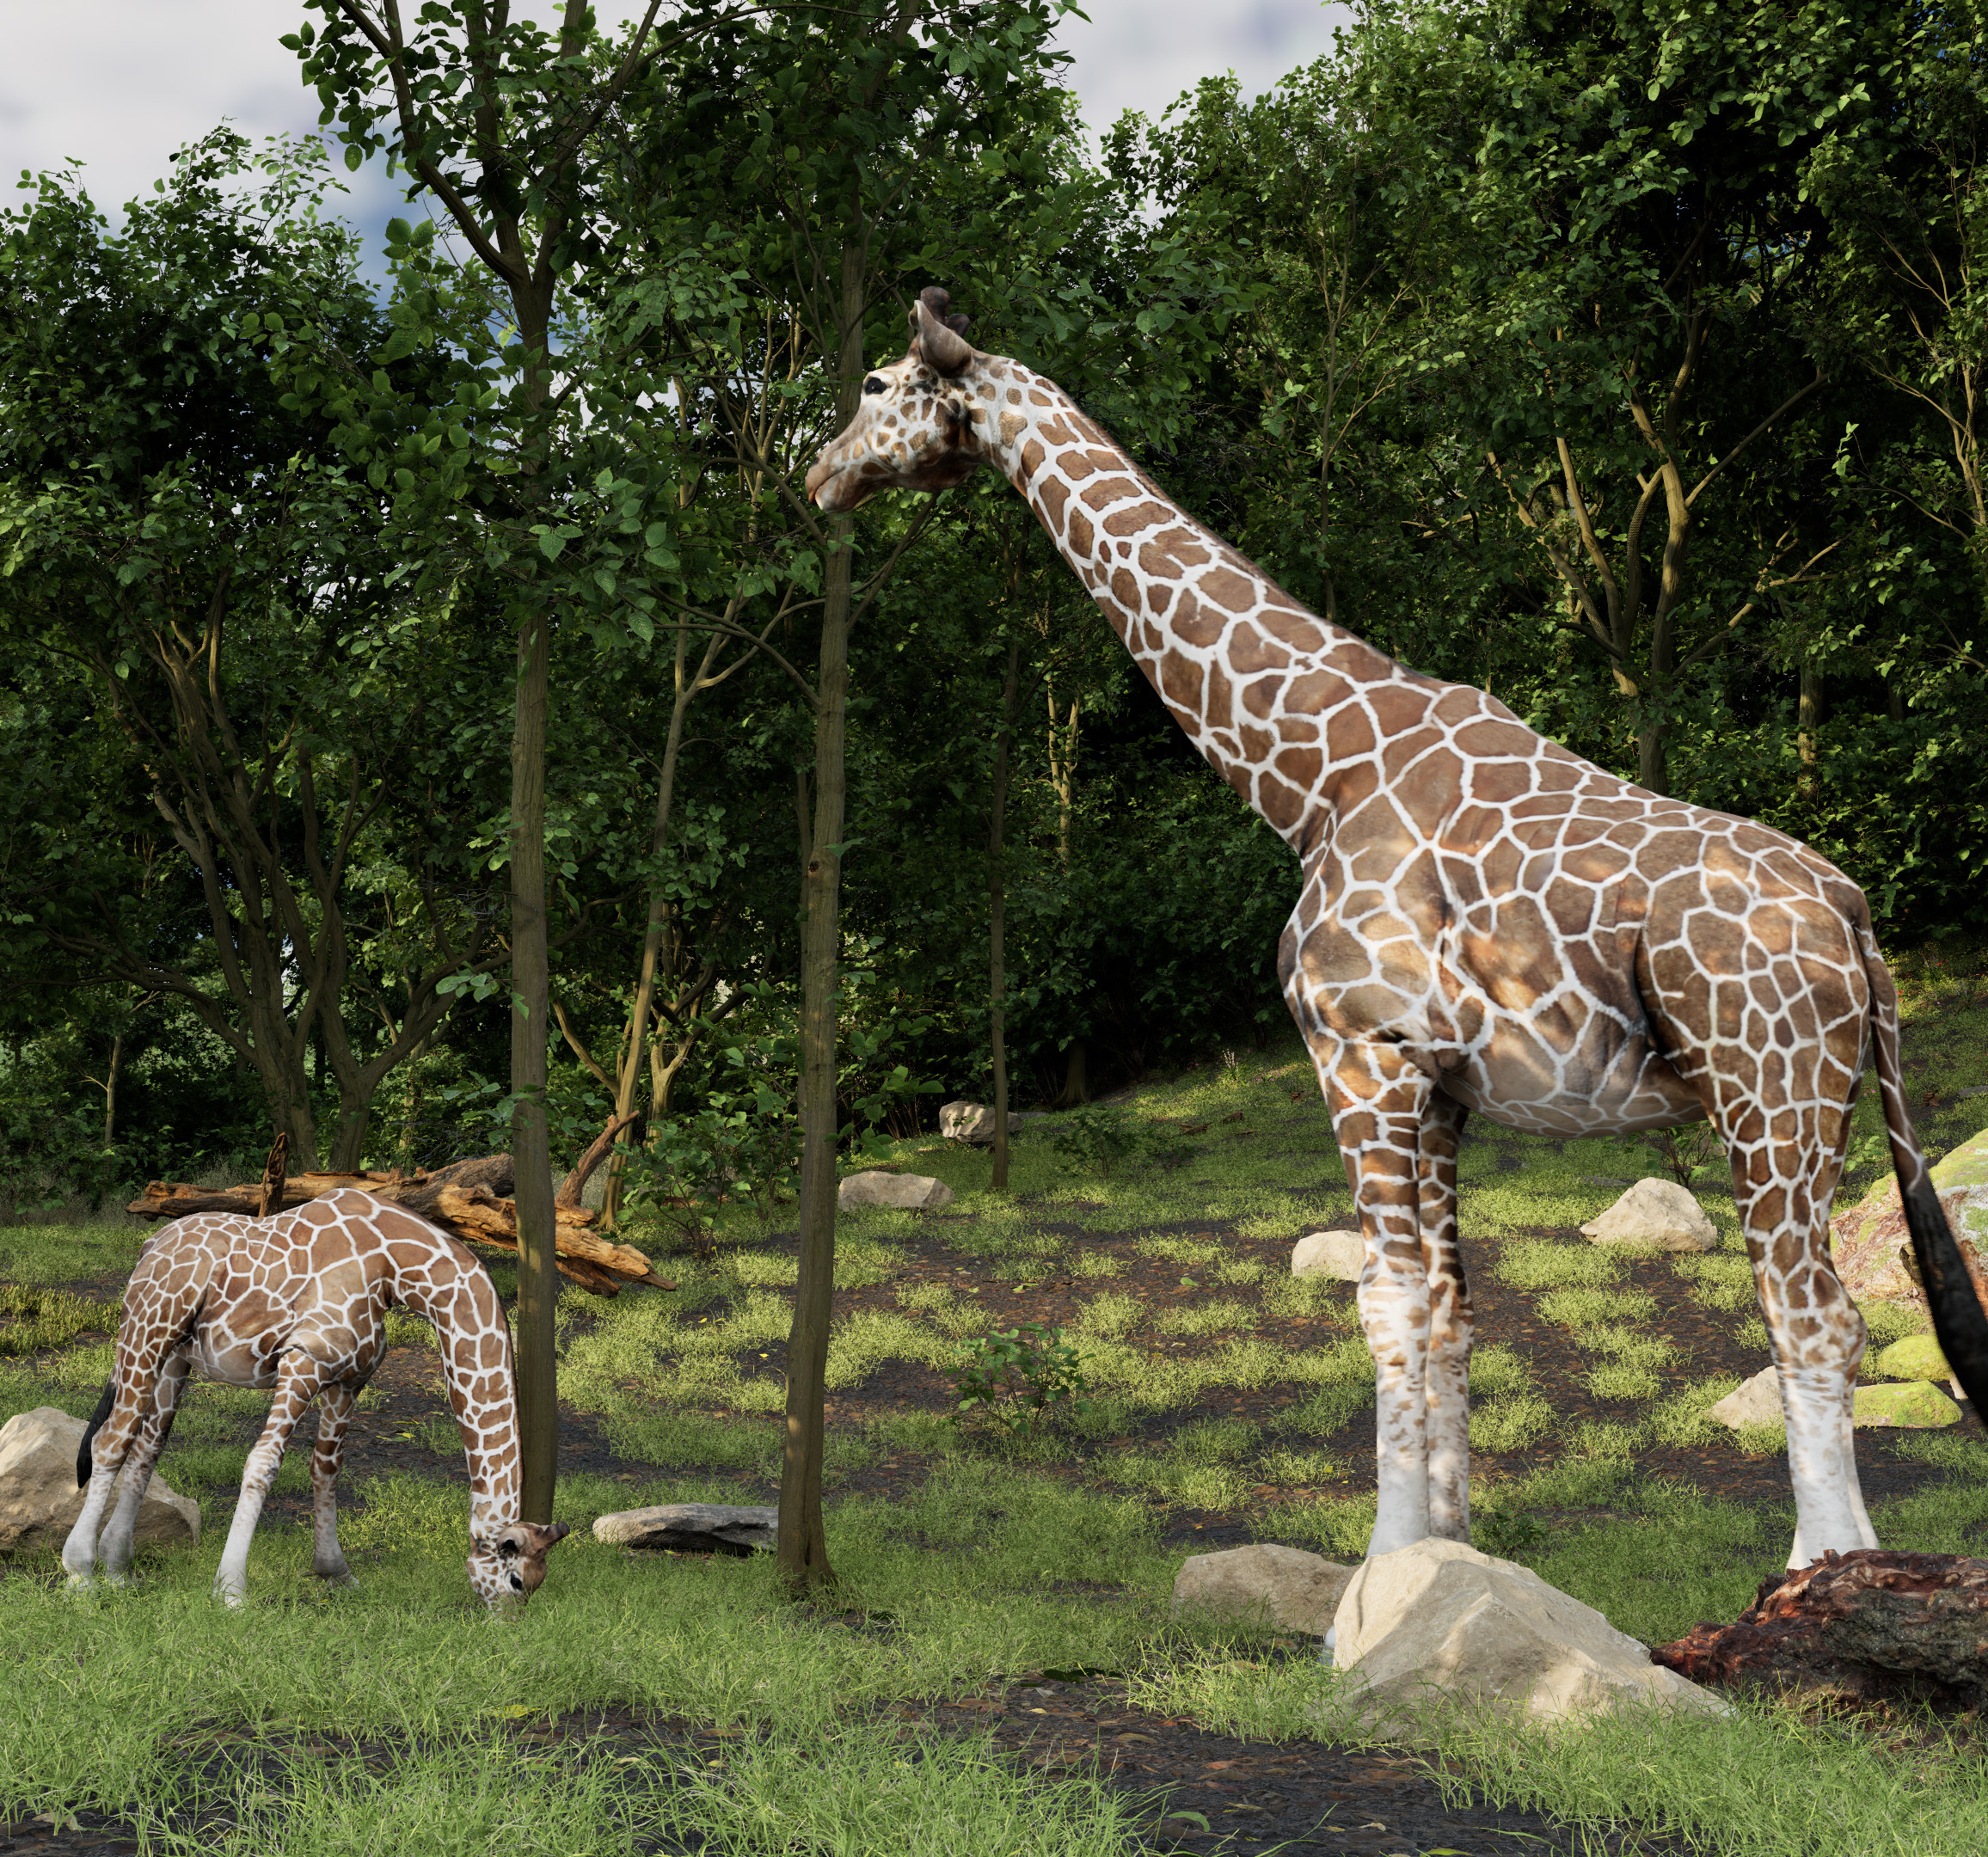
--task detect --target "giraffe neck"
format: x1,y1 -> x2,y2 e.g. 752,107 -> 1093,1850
981,361 -> 1412,850
396,1264 -> 521,1536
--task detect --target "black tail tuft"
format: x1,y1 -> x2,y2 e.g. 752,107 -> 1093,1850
77,1380 -> 115,1489
1901,1178 -> 1988,1413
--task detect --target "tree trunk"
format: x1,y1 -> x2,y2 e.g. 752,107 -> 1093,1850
510,603 -> 559,1526
778,243 -> 865,1597
989,639 -> 1019,1193
101,1033 -> 122,1148
1798,662 -> 1823,801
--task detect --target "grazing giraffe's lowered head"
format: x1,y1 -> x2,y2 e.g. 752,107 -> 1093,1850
809,286 -> 1988,1575
64,1189 -> 568,1610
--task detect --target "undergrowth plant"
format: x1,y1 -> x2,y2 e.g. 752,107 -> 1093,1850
949,1322 -> 1094,1436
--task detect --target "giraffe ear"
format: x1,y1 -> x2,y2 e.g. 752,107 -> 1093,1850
911,291 -> 973,378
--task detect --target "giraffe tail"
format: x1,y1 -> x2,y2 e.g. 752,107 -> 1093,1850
1860,927 -> 1988,1413
76,1379 -> 116,1488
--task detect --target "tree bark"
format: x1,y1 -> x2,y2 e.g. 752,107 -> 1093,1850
1798,662 -> 1823,800
777,242 -> 865,1597
989,638 -> 1019,1193
510,603 -> 559,1525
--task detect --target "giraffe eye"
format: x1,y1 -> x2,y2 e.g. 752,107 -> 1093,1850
863,375 -> 887,395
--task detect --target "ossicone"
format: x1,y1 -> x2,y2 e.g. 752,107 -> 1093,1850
911,285 -> 973,377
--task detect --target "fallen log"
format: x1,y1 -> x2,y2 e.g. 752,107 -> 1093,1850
124,1125 -> 673,1297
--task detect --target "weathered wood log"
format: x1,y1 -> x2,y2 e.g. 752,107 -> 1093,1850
557,1111 -> 644,1208
123,1131 -> 675,1297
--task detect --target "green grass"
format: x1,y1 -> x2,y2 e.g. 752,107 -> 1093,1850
8,1004 -> 1988,1855
0,1283 -> 123,1356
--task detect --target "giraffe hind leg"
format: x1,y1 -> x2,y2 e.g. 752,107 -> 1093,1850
1418,1094 -> 1472,1544
1720,1100 -> 1875,1566
61,1302 -> 188,1586
94,1345 -> 191,1581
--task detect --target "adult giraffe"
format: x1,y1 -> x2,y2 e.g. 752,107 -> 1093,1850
807,287 -> 1988,1570
63,1189 -> 568,1608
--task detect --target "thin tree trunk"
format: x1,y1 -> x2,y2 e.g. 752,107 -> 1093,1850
604,639 -> 702,1227
101,1033 -> 122,1148
1798,663 -> 1823,800
778,242 -> 865,1596
511,603 -> 558,1526
990,638 -> 1019,1192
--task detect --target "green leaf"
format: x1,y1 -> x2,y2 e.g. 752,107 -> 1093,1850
538,530 -> 566,561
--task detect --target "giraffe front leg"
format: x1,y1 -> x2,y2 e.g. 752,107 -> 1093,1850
214,1354 -> 323,1607
95,1345 -> 192,1582
1417,1094 -> 1473,1544
1318,1043 -> 1437,1560
310,1382 -> 359,1586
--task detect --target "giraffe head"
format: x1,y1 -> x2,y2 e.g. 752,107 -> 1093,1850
468,1519 -> 569,1611
805,286 -> 993,512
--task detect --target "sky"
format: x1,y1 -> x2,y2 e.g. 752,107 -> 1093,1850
0,2 -> 1353,234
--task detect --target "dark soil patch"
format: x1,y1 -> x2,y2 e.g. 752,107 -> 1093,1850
0,1672 -> 1693,1857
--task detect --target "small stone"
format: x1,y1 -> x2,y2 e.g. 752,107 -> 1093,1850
1853,1381 -> 1960,1429
1873,1334 -> 1951,1383
1172,1543 -> 1355,1635
592,1502 -> 778,1555
1329,1537 -> 1723,1722
938,1101 -> 1022,1146
837,1171 -> 955,1212
1292,1229 -> 1364,1282
1579,1177 -> 1718,1253
0,1407 -> 200,1554
1705,1365 -> 1782,1432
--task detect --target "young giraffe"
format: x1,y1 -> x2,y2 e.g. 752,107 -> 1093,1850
807,287 -> 1988,1571
62,1188 -> 568,1608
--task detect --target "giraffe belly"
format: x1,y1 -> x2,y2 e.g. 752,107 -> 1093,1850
1433,1000 -> 1705,1138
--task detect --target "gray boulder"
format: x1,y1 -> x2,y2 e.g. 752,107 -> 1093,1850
838,1170 -> 954,1212
0,1407 -> 200,1554
1705,1365 -> 1782,1432
593,1502 -> 777,1555
1173,1542 -> 1355,1636
1580,1177 -> 1718,1253
1292,1229 -> 1364,1282
1331,1537 -> 1723,1722
939,1101 -> 1022,1145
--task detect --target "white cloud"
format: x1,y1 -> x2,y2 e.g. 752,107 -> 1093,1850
0,2 -> 1349,227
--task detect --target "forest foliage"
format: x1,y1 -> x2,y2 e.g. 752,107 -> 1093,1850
5,0 -> 1988,1218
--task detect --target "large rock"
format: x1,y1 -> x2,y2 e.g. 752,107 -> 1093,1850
939,1101 -> 1022,1146
1653,1549 -> 1988,1710
1579,1177 -> 1718,1253
837,1170 -> 954,1212
1292,1229 -> 1364,1282
1853,1381 -> 1960,1428
1705,1365 -> 1782,1432
0,1407 -> 200,1554
1172,1543 -> 1355,1636
1330,1537 -> 1722,1721
1703,1364 -> 1960,1432
1831,1130 -> 1988,1315
593,1502 -> 777,1555
1874,1333 -> 1951,1382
